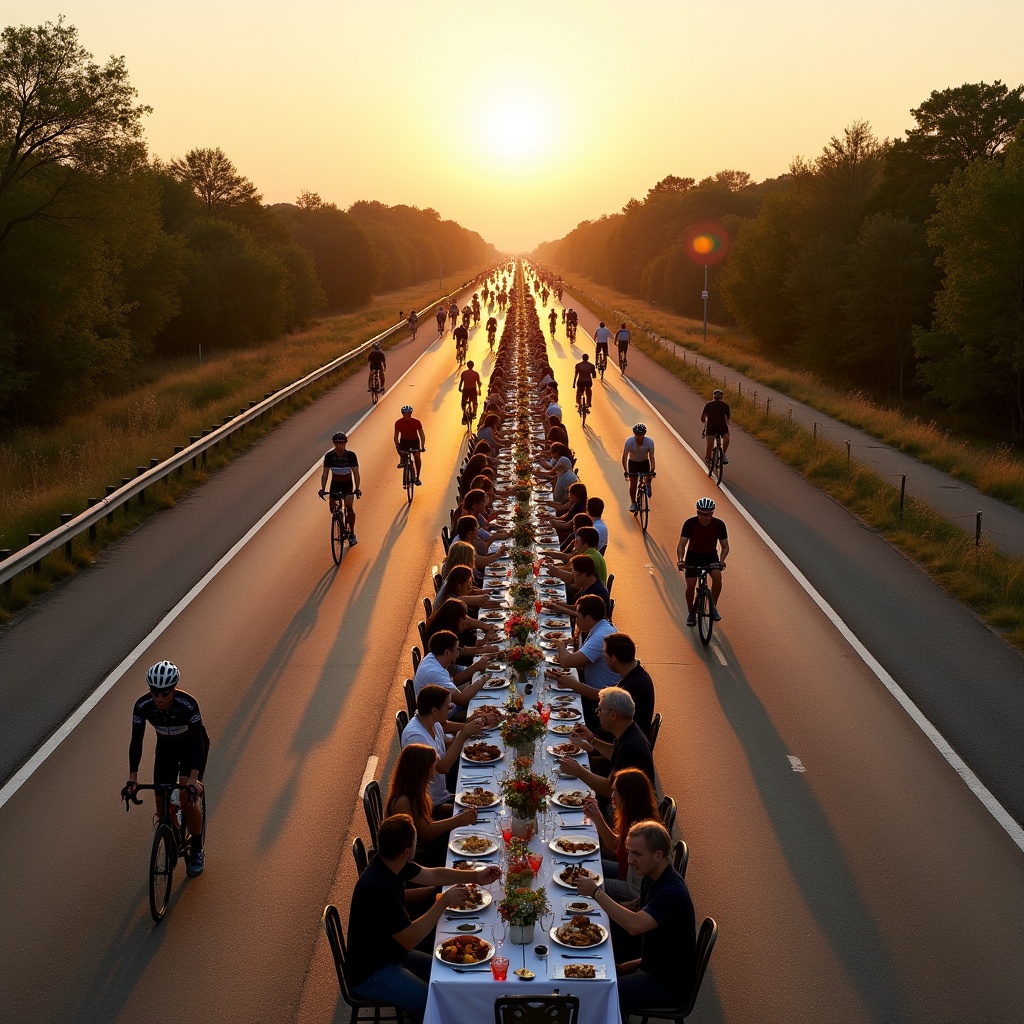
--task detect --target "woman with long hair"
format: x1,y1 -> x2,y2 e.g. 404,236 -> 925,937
425,597 -> 499,658
435,564 -> 499,611
582,767 -> 661,902
385,743 -> 477,866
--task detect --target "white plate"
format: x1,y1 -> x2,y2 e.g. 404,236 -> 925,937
552,865 -> 603,890
455,788 -> 501,809
547,743 -> 585,758
480,612 -> 506,623
461,746 -> 504,763
548,707 -> 581,721
541,617 -> 570,628
482,678 -> 510,690
435,936 -> 494,967
562,897 -> 598,913
549,922 -> 608,949
448,922 -> 484,934
448,834 -> 500,856
442,886 -> 493,912
549,723 -> 575,735
550,789 -> 589,809
549,835 -> 600,857
551,963 -> 607,979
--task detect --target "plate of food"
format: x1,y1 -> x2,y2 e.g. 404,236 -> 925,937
462,741 -> 503,763
542,630 -> 571,642
484,580 -> 507,590
480,611 -> 506,622
482,678 -> 510,691
550,835 -> 600,857
553,864 -> 602,890
563,897 -> 598,914
551,695 -> 575,705
467,707 -> 503,731
455,787 -> 500,808
435,934 -> 494,966
443,883 -> 493,912
547,742 -> 585,758
448,833 -> 499,856
550,918 -> 608,949
549,723 -> 575,735
451,922 -> 483,934
552,963 -> 607,979
549,707 -> 581,721
541,617 -> 570,629
551,789 -> 589,809
451,860 -> 490,872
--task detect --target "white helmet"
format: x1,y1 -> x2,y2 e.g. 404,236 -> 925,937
695,497 -> 716,512
146,660 -> 180,691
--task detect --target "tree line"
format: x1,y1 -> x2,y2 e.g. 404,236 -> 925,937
0,19 -> 497,427
534,83 -> 1024,436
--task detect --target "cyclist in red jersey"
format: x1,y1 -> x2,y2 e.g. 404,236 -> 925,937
394,405 -> 426,485
459,361 -> 481,421
573,354 -> 597,409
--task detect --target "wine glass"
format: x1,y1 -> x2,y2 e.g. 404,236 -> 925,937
494,915 -> 508,951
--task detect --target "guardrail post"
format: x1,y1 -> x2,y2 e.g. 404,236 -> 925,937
900,474 -> 906,522
190,437 -> 199,470
88,499 -> 98,542
845,440 -> 851,462
976,511 -> 983,547
766,396 -> 772,415
60,514 -> 73,560
106,485 -> 116,523
0,549 -> 10,596
174,446 -> 184,477
28,535 -> 41,573
201,430 -> 210,465
813,422 -> 818,441
137,467 -> 146,505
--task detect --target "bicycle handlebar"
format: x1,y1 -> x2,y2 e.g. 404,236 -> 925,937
318,489 -> 361,499
121,782 -> 199,810
624,471 -> 657,478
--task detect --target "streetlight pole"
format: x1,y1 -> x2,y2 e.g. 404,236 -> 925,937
439,259 -> 443,292
702,265 -> 709,344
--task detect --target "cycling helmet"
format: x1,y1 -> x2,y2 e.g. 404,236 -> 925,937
332,431 -> 347,442
147,660 -> 180,691
713,389 -> 724,398
373,342 -> 381,350
695,497 -> 716,512
633,423 -> 647,434
401,405 -> 413,414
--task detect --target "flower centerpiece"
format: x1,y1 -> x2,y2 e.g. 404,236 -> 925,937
510,546 -> 533,567
500,710 -> 546,755
512,519 -> 535,548
505,837 -> 533,886
504,643 -> 543,677
497,883 -> 550,944
504,613 -> 537,646
510,583 -> 537,610
500,757 -> 552,838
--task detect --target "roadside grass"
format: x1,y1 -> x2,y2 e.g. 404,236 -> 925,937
559,276 -> 1024,511
559,278 -> 1024,651
0,268 -> 489,622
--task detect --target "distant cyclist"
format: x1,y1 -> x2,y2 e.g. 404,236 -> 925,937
435,305 -> 446,334
448,300 -> 459,330
566,308 -> 578,342
453,322 -> 469,361
472,294 -> 481,324
548,308 -> 557,337
615,323 -> 631,367
701,389 -> 731,465
486,314 -> 498,347
622,423 -> 656,512
573,354 -> 596,409
677,497 -> 729,626
367,342 -> 386,393
319,431 -> 361,544
459,360 -> 481,421
408,309 -> 418,339
126,661 -> 210,877
594,321 -> 612,366
394,405 -> 425,485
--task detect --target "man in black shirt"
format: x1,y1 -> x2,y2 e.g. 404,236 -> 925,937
347,814 -> 500,1019
603,633 -> 655,741
700,387 -> 731,464
319,432 -> 361,545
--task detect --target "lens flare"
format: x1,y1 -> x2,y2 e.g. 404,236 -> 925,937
686,221 -> 730,265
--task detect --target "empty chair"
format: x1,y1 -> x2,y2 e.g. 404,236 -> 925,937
607,598 -> 615,620
606,572 -> 615,596
321,904 -> 404,1022
417,620 -> 427,650
441,525 -> 452,553
362,780 -> 383,850
627,917 -> 718,1022
411,646 -> 422,675
494,993 -> 580,1024
432,566 -> 443,593
395,709 -> 408,743
352,836 -> 369,876
659,795 -> 677,836
649,712 -> 662,751
672,838 -> 689,878
422,595 -> 432,618
403,678 -> 417,718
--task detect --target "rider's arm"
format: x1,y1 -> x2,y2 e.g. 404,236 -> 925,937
127,708 -> 146,781
319,466 -> 330,490
352,465 -> 361,491
676,534 -> 689,565
718,538 -> 730,566
417,428 -> 426,449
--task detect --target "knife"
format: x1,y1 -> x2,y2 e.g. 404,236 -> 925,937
560,954 -> 603,959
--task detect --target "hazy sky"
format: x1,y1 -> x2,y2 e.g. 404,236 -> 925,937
9,1 -> 1024,251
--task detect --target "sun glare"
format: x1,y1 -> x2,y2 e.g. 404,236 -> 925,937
481,94 -> 551,162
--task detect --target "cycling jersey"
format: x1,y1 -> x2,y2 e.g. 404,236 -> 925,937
594,326 -> 613,349
460,368 -> 481,395
680,516 -> 728,559
368,351 -> 386,370
323,448 -> 359,494
615,329 -> 631,347
574,360 -> 596,385
623,436 -> 655,465
702,399 -> 731,435
454,325 -> 469,347
395,417 -> 423,442
129,689 -> 208,778
486,317 -> 498,332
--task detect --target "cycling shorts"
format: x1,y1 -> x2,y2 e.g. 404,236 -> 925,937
398,438 -> 420,453
617,339 -> 630,350
627,459 -> 651,476
595,342 -> 609,357
329,479 -> 355,497
705,425 -> 729,437
683,553 -> 720,579
153,728 -> 210,784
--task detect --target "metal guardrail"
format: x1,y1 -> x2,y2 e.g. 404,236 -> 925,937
0,278 -> 485,589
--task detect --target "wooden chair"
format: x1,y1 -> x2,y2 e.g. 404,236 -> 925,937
649,712 -> 662,751
673,838 -> 689,879
352,836 -> 369,876
362,780 -> 384,850
659,795 -> 677,836
395,709 -> 408,743
627,917 -> 718,1022
403,678 -> 417,718
494,993 -> 580,1024
321,904 -> 404,1022
411,646 -> 422,675
422,596 -> 432,618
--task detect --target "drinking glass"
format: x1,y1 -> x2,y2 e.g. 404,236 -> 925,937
491,956 -> 510,981
527,850 -> 544,876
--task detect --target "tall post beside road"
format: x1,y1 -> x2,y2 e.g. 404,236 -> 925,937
702,265 -> 709,344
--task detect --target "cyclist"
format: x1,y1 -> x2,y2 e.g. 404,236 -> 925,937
461,305 -> 472,330
453,321 -> 469,362
459,360 -> 481,423
448,300 -> 459,331
471,294 -> 481,324
622,423 -> 656,512
367,342 -> 387,393
573,353 -> 596,410
485,314 -> 498,348
408,309 -> 418,339
594,321 -> 613,369
676,497 -> 729,626
435,305 -> 446,335
126,661 -> 210,877
615,323 -> 631,368
394,405 -> 425,485
548,308 -> 558,337
566,308 -> 578,342
701,388 -> 731,465
319,431 -> 361,544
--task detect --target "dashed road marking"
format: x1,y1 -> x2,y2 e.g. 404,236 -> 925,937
788,755 -> 807,773
360,756 -> 379,795
713,646 -> 728,666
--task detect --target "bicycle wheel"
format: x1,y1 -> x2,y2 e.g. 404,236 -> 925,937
638,486 -> 649,533
711,446 -> 724,485
331,512 -> 344,564
696,584 -> 714,646
149,823 -> 175,922
371,378 -> 380,405
598,355 -> 606,380
404,461 -> 414,503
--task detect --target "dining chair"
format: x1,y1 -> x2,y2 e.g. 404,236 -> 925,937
494,993 -> 580,1024
362,780 -> 384,850
627,917 -> 718,1022
672,838 -> 689,879
417,620 -> 427,650
321,904 -> 405,1022
352,836 -> 369,876
441,525 -> 452,553
606,572 -> 615,596
395,709 -> 408,743
432,566 -> 443,593
607,598 -> 615,620
403,678 -> 417,718
649,712 -> 662,751
411,646 -> 422,675
659,795 -> 677,836
422,596 -> 432,618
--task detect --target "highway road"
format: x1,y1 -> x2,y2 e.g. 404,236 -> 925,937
1,263 -> 1023,1023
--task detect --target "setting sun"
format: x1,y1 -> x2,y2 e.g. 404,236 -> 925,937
481,94 -> 552,162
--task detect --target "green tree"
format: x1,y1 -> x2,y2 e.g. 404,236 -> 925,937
166,147 -> 261,215
915,126 -> 1024,434
0,17 -> 150,247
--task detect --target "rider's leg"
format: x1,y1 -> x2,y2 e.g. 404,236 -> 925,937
586,386 -> 593,408
684,577 -> 697,611
414,451 -> 422,480
722,435 -> 730,455
345,493 -> 356,533
705,437 -> 714,462
178,774 -> 203,838
628,474 -> 638,503
710,568 -> 723,605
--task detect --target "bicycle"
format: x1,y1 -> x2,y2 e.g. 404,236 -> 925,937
704,431 -> 725,485
368,368 -> 384,405
595,348 -> 607,381
398,447 -> 423,503
461,392 -> 478,430
456,339 -> 467,366
319,490 -> 358,563
576,388 -> 589,428
566,322 -> 577,344
487,327 -> 496,350
692,562 -> 725,646
618,347 -> 628,373
122,781 -> 206,922
627,471 -> 655,532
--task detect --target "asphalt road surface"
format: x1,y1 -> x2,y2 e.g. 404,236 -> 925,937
1,269 -> 1023,1023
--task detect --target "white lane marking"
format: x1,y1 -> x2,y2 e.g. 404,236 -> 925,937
0,351 -> 436,812
359,756 -> 379,794
788,755 -> 807,773
713,646 -> 728,667
623,377 -> 1024,854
